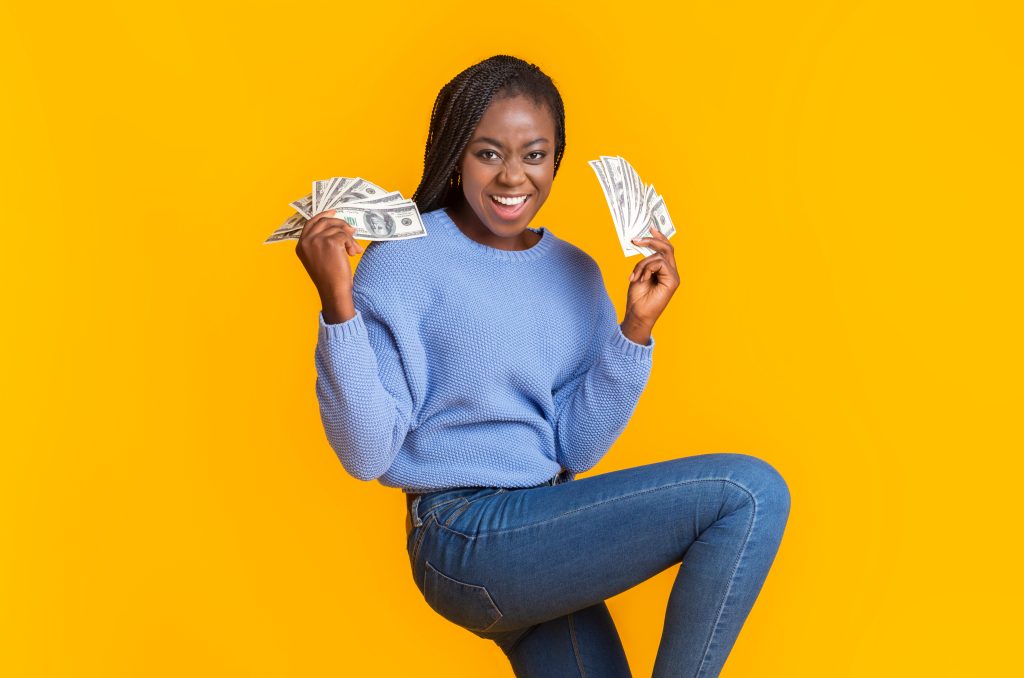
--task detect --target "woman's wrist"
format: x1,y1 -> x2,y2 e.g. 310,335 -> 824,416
320,288 -> 356,325
620,312 -> 654,345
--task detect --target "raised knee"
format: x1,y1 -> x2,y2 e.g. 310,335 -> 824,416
710,453 -> 791,518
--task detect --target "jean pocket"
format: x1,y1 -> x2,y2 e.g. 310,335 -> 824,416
423,559 -> 503,632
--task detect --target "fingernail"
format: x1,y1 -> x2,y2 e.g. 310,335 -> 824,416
629,272 -> 635,280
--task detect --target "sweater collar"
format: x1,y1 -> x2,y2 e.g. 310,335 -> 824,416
437,207 -> 555,262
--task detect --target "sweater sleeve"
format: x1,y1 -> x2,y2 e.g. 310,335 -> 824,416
313,292 -> 417,481
552,285 -> 654,476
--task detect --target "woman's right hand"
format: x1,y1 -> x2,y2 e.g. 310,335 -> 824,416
296,209 -> 365,323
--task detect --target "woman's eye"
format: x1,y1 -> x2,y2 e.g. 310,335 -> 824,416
478,150 -> 500,160
527,152 -> 546,160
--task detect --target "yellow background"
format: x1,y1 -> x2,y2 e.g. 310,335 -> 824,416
3,1 -> 1022,675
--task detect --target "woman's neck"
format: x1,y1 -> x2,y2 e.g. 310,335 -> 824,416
448,199 -> 540,251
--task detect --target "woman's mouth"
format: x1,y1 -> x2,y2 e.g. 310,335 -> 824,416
489,194 -> 531,221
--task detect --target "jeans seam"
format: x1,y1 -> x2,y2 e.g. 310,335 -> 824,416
435,478 -> 750,541
418,489 -> 505,525
692,482 -> 757,678
410,512 -> 436,568
421,495 -> 466,518
444,502 -> 471,527
438,490 -> 507,528
412,496 -> 465,528
567,612 -> 588,678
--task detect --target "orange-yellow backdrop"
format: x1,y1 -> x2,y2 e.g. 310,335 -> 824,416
2,1 -> 1022,675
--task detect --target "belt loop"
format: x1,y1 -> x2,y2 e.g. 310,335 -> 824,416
410,495 -> 423,528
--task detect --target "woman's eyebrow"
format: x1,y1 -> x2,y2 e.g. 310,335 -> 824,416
470,136 -> 550,148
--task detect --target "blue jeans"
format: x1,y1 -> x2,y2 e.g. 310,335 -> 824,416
405,453 -> 791,677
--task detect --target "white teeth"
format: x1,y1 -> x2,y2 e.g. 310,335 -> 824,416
491,195 -> 528,206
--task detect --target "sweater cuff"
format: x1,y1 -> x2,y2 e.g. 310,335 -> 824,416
609,322 -> 655,361
318,309 -> 368,342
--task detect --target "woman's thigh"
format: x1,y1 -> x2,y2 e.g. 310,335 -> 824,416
407,453 -> 787,643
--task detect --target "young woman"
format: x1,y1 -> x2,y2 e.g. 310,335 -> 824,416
295,55 -> 790,678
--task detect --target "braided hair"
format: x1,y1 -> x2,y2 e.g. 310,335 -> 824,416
411,55 -> 566,214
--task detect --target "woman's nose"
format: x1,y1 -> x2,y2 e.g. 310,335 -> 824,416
499,158 -> 527,184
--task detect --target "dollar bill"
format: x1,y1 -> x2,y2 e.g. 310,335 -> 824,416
299,178 -> 394,220
317,177 -> 354,213
589,156 -> 676,257
264,176 -> 428,245
290,193 -> 313,219
264,212 -> 307,243
330,178 -> 388,208
311,178 -> 338,215
344,190 -> 406,206
330,202 -> 428,241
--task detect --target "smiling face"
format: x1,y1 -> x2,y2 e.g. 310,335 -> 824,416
449,93 -> 557,250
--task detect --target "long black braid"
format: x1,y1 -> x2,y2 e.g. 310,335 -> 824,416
411,55 -> 566,214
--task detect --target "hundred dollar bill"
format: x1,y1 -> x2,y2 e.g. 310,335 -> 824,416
313,177 -> 361,214
266,176 -> 429,245
591,157 -> 639,255
589,155 -> 675,257
311,177 -> 392,214
599,156 -> 630,236
588,160 -> 620,241
627,187 -> 676,256
329,177 -> 389,208
331,201 -> 427,241
343,190 -> 406,206
263,212 -> 307,244
290,193 -> 313,219
645,188 -> 676,240
265,203 -> 428,243
311,178 -> 336,214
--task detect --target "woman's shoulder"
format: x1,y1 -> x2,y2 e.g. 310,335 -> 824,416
547,234 -> 604,283
354,209 -> 443,268
350,209 -> 446,309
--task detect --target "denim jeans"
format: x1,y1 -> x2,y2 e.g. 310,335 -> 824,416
405,453 -> 791,677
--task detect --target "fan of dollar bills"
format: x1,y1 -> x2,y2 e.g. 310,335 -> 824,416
589,156 -> 676,257
263,176 -> 428,244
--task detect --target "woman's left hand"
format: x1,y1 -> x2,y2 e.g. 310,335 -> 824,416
625,225 -> 680,327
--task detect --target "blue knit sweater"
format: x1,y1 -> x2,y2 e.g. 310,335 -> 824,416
314,206 -> 655,493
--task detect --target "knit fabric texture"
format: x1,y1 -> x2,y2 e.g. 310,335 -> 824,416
314,206 -> 655,493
